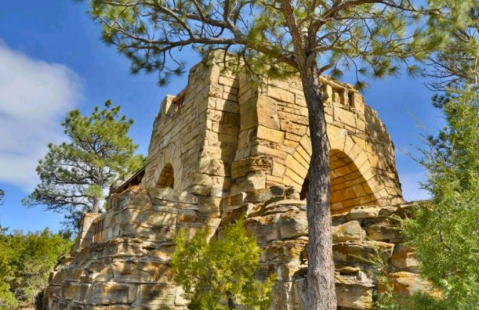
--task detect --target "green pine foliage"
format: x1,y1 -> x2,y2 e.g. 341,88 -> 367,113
23,100 -> 145,228
0,228 -> 72,310
85,0 -> 472,88
406,86 -> 479,309
426,3 -> 479,90
377,86 -> 479,309
171,221 -> 275,310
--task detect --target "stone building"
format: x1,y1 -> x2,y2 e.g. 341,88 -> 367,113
43,54 -> 422,310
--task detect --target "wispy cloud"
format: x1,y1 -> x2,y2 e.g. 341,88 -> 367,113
0,42 -> 82,191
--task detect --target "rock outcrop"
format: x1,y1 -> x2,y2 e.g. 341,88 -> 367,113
45,186 -> 419,310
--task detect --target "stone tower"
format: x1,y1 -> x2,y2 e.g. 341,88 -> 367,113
43,54 -> 421,310
141,55 -> 403,213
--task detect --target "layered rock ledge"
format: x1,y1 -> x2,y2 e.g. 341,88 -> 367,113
44,186 -> 420,310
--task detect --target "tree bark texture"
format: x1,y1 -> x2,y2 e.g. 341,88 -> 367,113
301,67 -> 337,310
276,1 -> 336,305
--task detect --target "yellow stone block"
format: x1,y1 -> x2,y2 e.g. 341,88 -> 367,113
334,107 -> 357,128
300,135 -> 312,156
336,164 -> 353,176
285,132 -> 302,142
331,190 -> 345,203
348,144 -> 362,161
284,167 -> 305,187
282,176 -> 301,190
293,150 -> 309,170
272,161 -> 286,177
253,145 -> 288,159
354,152 -> 369,170
240,97 -> 259,130
267,85 -> 295,103
296,146 -> 311,166
284,139 -> 299,148
343,187 -> 357,200
257,125 -> 285,144
352,184 -> 366,197
285,155 -> 308,180
257,95 -> 281,130
266,175 -> 284,184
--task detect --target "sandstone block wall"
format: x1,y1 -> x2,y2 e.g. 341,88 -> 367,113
142,53 -> 403,217
142,57 -> 241,218
44,53 -> 416,310
230,73 -> 403,215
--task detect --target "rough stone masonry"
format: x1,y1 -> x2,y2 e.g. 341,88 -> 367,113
43,53 -> 425,310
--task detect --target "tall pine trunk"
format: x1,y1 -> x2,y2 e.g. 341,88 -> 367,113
300,66 -> 337,310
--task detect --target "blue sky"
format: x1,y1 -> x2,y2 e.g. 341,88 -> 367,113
0,0 -> 443,233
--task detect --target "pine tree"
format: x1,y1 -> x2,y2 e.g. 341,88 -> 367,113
405,87 -> 479,309
81,0 -> 473,307
426,5 -> 479,90
376,86 -> 479,310
24,100 -> 144,228
0,228 -> 72,310
172,221 -> 275,310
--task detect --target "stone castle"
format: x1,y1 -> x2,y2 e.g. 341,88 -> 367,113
43,54 -> 423,310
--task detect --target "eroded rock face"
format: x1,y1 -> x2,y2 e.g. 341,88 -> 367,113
44,185 -> 422,310
392,244 -> 419,271
44,187 -> 215,310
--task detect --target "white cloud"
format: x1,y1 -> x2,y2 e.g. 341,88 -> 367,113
399,171 -> 430,202
0,42 -> 82,191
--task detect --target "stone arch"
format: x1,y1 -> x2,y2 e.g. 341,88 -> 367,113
151,143 -> 183,190
283,130 -> 384,214
156,163 -> 175,188
328,149 -> 377,212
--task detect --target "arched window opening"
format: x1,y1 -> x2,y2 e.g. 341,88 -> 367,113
157,163 -> 175,189
299,150 -> 378,213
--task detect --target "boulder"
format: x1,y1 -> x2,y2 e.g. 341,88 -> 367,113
392,244 -> 419,271
333,220 -> 366,242
278,211 -> 308,239
389,271 -> 429,296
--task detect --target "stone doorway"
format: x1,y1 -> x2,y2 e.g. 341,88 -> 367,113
299,149 -> 378,213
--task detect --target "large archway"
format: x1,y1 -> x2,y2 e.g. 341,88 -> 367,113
298,149 -> 378,213
284,133 -> 382,214
329,149 -> 377,212
148,143 -> 184,190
